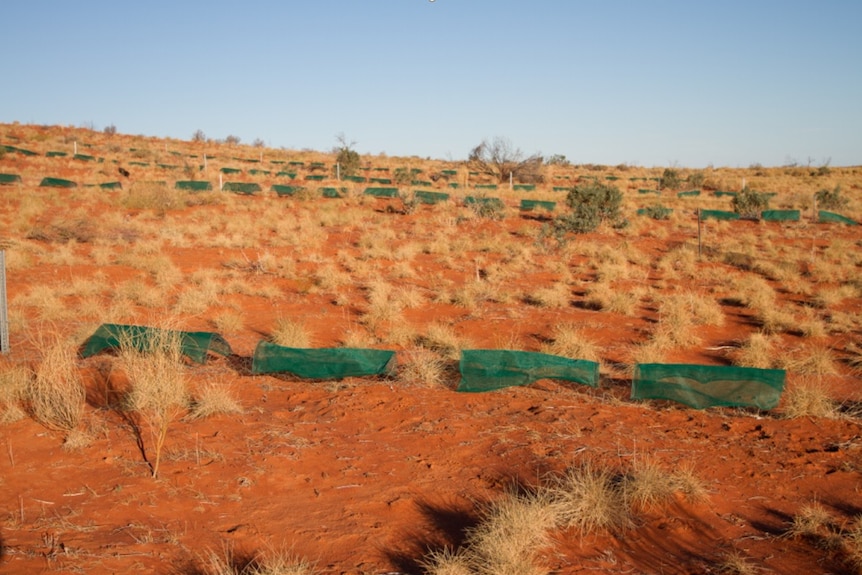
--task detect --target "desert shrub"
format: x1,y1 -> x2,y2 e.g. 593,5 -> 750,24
687,170 -> 705,189
660,168 -> 682,190
553,181 -> 623,236
814,185 -> 848,210
334,134 -> 360,178
540,323 -> 600,362
120,328 -> 189,478
734,332 -> 775,369
392,167 -> 412,186
199,545 -> 319,575
732,186 -> 771,217
396,348 -> 448,388
27,343 -> 86,436
467,197 -> 506,220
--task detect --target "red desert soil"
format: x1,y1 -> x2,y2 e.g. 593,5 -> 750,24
0,124 -> 861,574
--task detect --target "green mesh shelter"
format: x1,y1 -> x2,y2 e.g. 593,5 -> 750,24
605,176 -> 619,181
442,169 -> 458,176
248,169 -> 270,176
175,180 -> 212,191
465,196 -> 505,210
72,153 -> 94,161
321,187 -> 344,198
272,184 -> 302,196
288,161 -> 305,166
475,184 -> 498,190
638,189 -> 660,195
700,209 -> 739,221
39,177 -> 77,188
276,171 -> 297,179
714,191 -> 737,197
370,177 -> 392,184
520,199 -> 556,212
129,161 -> 149,167
457,350 -> 599,393
818,210 -> 857,225
415,190 -> 449,204
631,363 -> 785,410
761,209 -> 800,222
305,175 -> 325,181
344,175 -> 367,183
553,186 -> 572,192
251,341 -> 395,379
99,181 -> 122,189
157,164 -> 179,170
220,167 -> 241,174
637,206 -> 673,219
80,324 -> 232,364
411,179 -> 432,186
46,151 -> 67,157
223,182 -> 261,195
1,145 -> 37,156
513,184 -> 536,191
448,183 -> 460,189
373,167 -> 389,171
677,190 -> 701,198
0,174 -> 22,185
363,187 -> 398,198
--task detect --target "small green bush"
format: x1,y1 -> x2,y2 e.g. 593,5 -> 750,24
732,186 -> 771,217
551,181 -> 623,237
814,185 -> 848,210
660,168 -> 682,190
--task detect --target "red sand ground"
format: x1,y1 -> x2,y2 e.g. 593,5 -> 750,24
0,125 -> 861,574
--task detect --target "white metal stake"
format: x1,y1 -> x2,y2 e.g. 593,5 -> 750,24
509,171 -> 513,190
219,173 -> 223,191
0,251 -> 9,354
336,162 -> 340,181
74,141 -> 77,155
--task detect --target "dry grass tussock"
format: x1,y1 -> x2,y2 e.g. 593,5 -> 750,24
785,503 -> 862,569
781,376 -> 842,420
187,381 -> 243,420
540,323 -> 601,363
0,362 -> 30,423
271,318 -> 311,348
119,328 -> 189,478
26,341 -> 86,437
197,545 -> 319,575
733,332 -> 776,369
396,348 -> 449,388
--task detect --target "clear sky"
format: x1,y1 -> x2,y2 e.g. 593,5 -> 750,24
2,1 -> 860,167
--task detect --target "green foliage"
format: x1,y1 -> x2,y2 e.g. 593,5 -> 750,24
334,133 -> 361,178
392,167 -> 412,186
546,153 -> 570,166
687,171 -> 705,188
732,186 -> 771,217
814,185 -> 848,210
467,197 -> 506,220
660,168 -> 682,190
552,181 -> 623,237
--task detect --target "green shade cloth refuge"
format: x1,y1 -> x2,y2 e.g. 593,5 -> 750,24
761,209 -> 800,222
700,210 -> 739,221
520,199 -> 555,212
465,196 -> 504,209
0,174 -> 22,185
677,190 -> 701,197
251,341 -> 395,379
223,182 -> 261,195
39,177 -> 77,188
414,190 -> 450,204
818,210 -> 857,225
80,323 -> 232,364
175,180 -> 212,191
99,181 -> 122,189
272,184 -> 302,196
363,187 -> 398,198
513,184 -> 536,191
631,363 -> 785,410
457,350 -> 599,392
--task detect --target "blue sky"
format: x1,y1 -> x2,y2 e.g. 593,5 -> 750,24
2,1 -> 860,167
